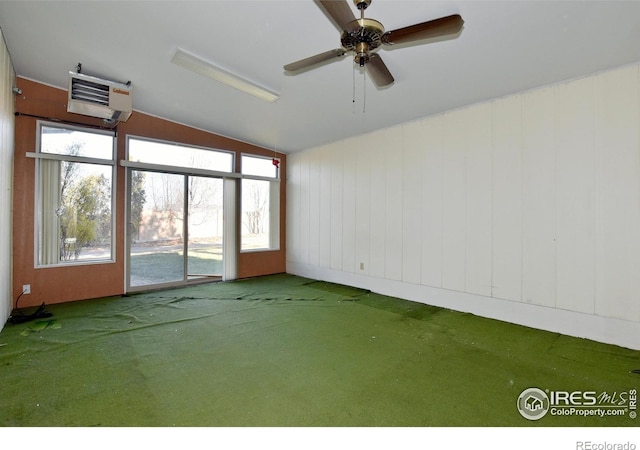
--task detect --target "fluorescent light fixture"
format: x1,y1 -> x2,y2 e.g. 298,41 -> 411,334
171,48 -> 279,103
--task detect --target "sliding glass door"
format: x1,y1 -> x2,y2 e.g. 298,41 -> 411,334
127,169 -> 224,290
186,175 -> 224,280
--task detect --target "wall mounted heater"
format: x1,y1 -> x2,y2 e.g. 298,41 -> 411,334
67,71 -> 132,123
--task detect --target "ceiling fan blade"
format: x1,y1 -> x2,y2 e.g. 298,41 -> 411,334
284,49 -> 347,72
366,54 -> 394,87
315,0 -> 358,33
382,14 -> 464,45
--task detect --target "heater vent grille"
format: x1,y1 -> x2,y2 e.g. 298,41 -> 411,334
67,72 -> 132,123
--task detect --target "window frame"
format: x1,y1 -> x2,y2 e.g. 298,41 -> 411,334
122,135 -> 241,287
240,153 -> 281,253
125,135 -> 236,176
31,121 -> 117,268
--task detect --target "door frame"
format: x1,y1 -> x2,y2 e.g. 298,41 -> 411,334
124,165 -> 237,293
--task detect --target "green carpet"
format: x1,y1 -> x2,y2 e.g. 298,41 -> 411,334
0,274 -> 638,426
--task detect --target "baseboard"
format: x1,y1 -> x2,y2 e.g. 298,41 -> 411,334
287,261 -> 640,350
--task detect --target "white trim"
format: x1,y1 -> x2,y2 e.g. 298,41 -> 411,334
27,151 -> 115,166
287,261 -> 640,351
242,174 -> 281,182
124,167 -> 132,291
123,166 -> 230,291
223,178 -> 237,281
120,160 -> 241,179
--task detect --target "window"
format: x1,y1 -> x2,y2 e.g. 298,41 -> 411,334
241,155 -> 280,251
127,137 -> 233,173
35,122 -> 115,266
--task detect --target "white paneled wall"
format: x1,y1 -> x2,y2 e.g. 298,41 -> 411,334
401,120 -> 423,285
491,95 -> 523,301
556,77 -> 597,314
287,62 -> 640,350
522,87 -> 556,308
0,29 -> 15,330
465,104 -> 493,297
419,115 -> 444,288
594,67 -> 640,321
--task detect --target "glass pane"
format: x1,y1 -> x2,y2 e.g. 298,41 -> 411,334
241,179 -> 270,250
129,171 -> 185,287
41,125 -> 114,160
187,177 -> 224,279
241,155 -> 278,178
128,138 -> 233,173
39,160 -> 113,264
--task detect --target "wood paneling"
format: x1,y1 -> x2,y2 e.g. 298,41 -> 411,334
342,145 -> 357,273
329,142 -> 344,271
465,103 -> 493,297
355,144 -> 371,275
286,152 -> 301,264
0,31 -> 15,326
594,65 -> 640,322
308,150 -> 321,267
368,131 -> 386,278
401,120 -> 424,285
384,127 -> 403,281
319,149 -> 332,268
491,95 -> 523,301
13,77 -> 286,307
522,87 -> 556,308
420,115 -> 444,288
441,111 -> 467,292
287,62 -> 640,339
555,77 -> 596,314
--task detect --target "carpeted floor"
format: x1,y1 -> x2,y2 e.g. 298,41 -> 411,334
0,274 -> 638,426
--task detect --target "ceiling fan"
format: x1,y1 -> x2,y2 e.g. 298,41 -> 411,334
284,0 -> 464,87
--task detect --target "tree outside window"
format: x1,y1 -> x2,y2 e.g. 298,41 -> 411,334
36,123 -> 115,265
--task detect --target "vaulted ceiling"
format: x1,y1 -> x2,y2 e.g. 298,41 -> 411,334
1,0 -> 639,153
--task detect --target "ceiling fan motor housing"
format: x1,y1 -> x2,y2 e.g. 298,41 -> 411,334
341,18 -> 385,66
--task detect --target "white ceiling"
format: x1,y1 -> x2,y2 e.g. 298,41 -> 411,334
1,0 -> 639,153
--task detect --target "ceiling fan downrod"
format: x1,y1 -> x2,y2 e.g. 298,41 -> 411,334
353,0 -> 371,65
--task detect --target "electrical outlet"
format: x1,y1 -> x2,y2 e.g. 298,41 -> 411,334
22,284 -> 31,294
359,262 -> 364,270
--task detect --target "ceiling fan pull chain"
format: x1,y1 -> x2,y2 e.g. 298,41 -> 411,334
353,62 -> 355,103
362,69 -> 367,113
352,61 -> 357,108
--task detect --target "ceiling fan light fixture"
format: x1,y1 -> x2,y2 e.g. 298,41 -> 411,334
171,48 -> 279,103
